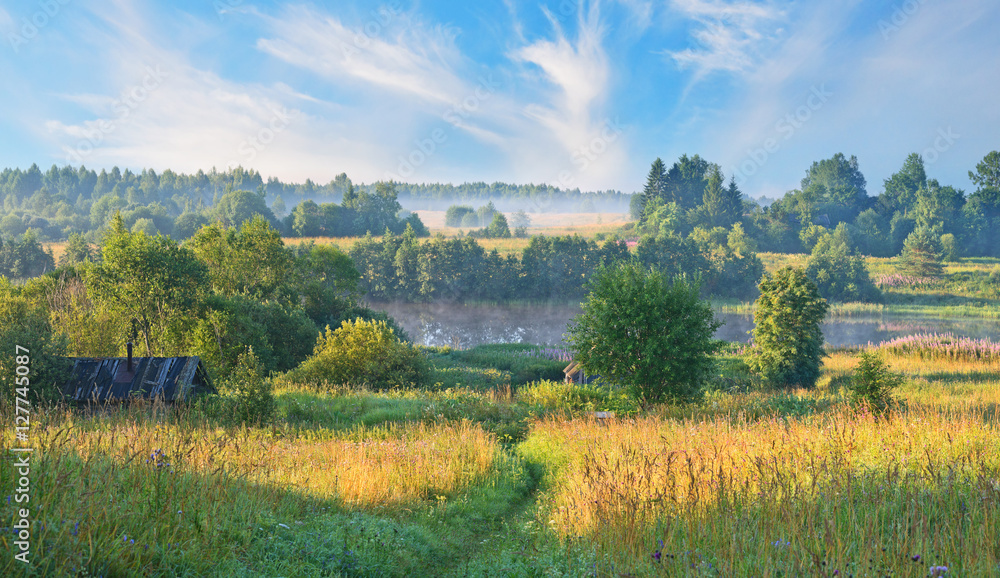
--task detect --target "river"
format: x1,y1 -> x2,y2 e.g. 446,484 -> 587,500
374,302 -> 1000,348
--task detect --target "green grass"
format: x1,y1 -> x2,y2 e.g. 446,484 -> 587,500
7,330 -> 1000,575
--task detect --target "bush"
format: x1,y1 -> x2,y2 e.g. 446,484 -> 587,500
0,277 -> 71,406
847,351 -> 904,412
281,318 -> 429,390
220,348 -> 275,425
516,380 -> 639,415
566,262 -> 721,405
444,205 -> 475,227
750,267 -> 829,389
805,226 -> 880,302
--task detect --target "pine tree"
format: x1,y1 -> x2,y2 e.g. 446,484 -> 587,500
641,158 -> 668,211
699,166 -> 743,229
900,226 -> 944,278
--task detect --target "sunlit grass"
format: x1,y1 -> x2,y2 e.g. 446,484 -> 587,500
522,406 -> 1000,575
0,403 -> 499,576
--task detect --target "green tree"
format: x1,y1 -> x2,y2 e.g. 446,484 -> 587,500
879,153 -> 926,216
900,226 -> 944,278
445,205 -> 475,227
697,167 -> 743,229
220,347 -> 275,425
566,262 -> 721,404
215,189 -> 276,228
968,150 -> 1000,190
0,229 -> 55,279
800,153 -> 868,221
750,267 -> 829,389
173,212 -> 210,241
58,232 -> 95,266
664,154 -> 710,209
186,215 -> 293,301
914,179 -> 964,233
484,213 -> 512,238
0,277 -> 71,405
271,195 -> 287,219
805,224 -> 880,302
88,213 -> 209,355
640,157 -> 668,211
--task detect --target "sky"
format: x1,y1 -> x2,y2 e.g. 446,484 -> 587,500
0,0 -> 998,199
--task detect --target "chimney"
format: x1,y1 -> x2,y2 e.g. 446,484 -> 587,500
127,341 -> 133,372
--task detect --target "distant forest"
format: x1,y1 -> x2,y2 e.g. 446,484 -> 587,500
0,164 -> 631,243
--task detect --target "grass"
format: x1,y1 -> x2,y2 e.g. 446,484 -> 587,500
7,326 -> 1000,576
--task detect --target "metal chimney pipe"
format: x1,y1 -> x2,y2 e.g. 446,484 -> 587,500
127,341 -> 133,372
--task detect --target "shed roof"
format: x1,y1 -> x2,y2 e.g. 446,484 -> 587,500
63,356 -> 215,402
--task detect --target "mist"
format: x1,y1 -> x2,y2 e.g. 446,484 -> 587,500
377,303 -> 1000,349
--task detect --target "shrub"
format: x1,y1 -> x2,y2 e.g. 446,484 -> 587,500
805,226 -> 881,302
566,262 -> 721,405
517,380 -> 639,415
847,351 -> 904,412
750,267 -> 829,389
940,233 -> 960,262
444,205 -> 475,227
221,348 -> 275,425
281,318 -> 429,390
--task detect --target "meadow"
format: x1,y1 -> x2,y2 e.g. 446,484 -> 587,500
4,338 -> 1000,576
20,217 -> 1000,576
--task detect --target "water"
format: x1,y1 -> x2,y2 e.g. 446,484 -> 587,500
375,302 -> 1000,348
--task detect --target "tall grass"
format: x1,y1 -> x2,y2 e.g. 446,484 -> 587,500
521,407 -> 1000,575
0,402 -> 498,576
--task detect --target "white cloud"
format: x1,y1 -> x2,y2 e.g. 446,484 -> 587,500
506,1 -> 631,189
257,6 -> 466,106
666,0 -> 785,78
34,0 -> 635,190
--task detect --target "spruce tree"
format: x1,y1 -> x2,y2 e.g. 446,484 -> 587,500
900,226 -> 944,278
641,158 -> 668,211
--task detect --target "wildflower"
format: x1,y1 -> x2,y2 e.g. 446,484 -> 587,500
929,566 -> 948,576
912,555 -> 921,562
72,522 -> 79,536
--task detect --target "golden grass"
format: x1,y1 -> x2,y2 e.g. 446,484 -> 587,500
523,406 -> 1000,574
46,416 -> 496,508
517,351 -> 1000,574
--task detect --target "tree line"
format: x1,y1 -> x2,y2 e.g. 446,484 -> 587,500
348,227 -> 763,302
0,164 -> 627,243
634,150 -> 1000,259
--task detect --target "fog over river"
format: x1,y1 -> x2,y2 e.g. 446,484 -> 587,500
375,302 -> 1000,349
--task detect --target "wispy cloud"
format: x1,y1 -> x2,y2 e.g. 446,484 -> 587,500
257,6 -> 466,105
666,0 -> 785,78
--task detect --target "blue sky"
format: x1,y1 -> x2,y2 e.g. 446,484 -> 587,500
1,0 -> 998,198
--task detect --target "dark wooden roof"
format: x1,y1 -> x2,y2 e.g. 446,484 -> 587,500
63,356 -> 215,402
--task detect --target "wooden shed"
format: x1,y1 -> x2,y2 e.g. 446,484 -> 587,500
564,361 -> 600,385
62,356 -> 215,403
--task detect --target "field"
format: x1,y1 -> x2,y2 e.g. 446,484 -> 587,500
4,340 -> 1000,576
279,211 -> 632,257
